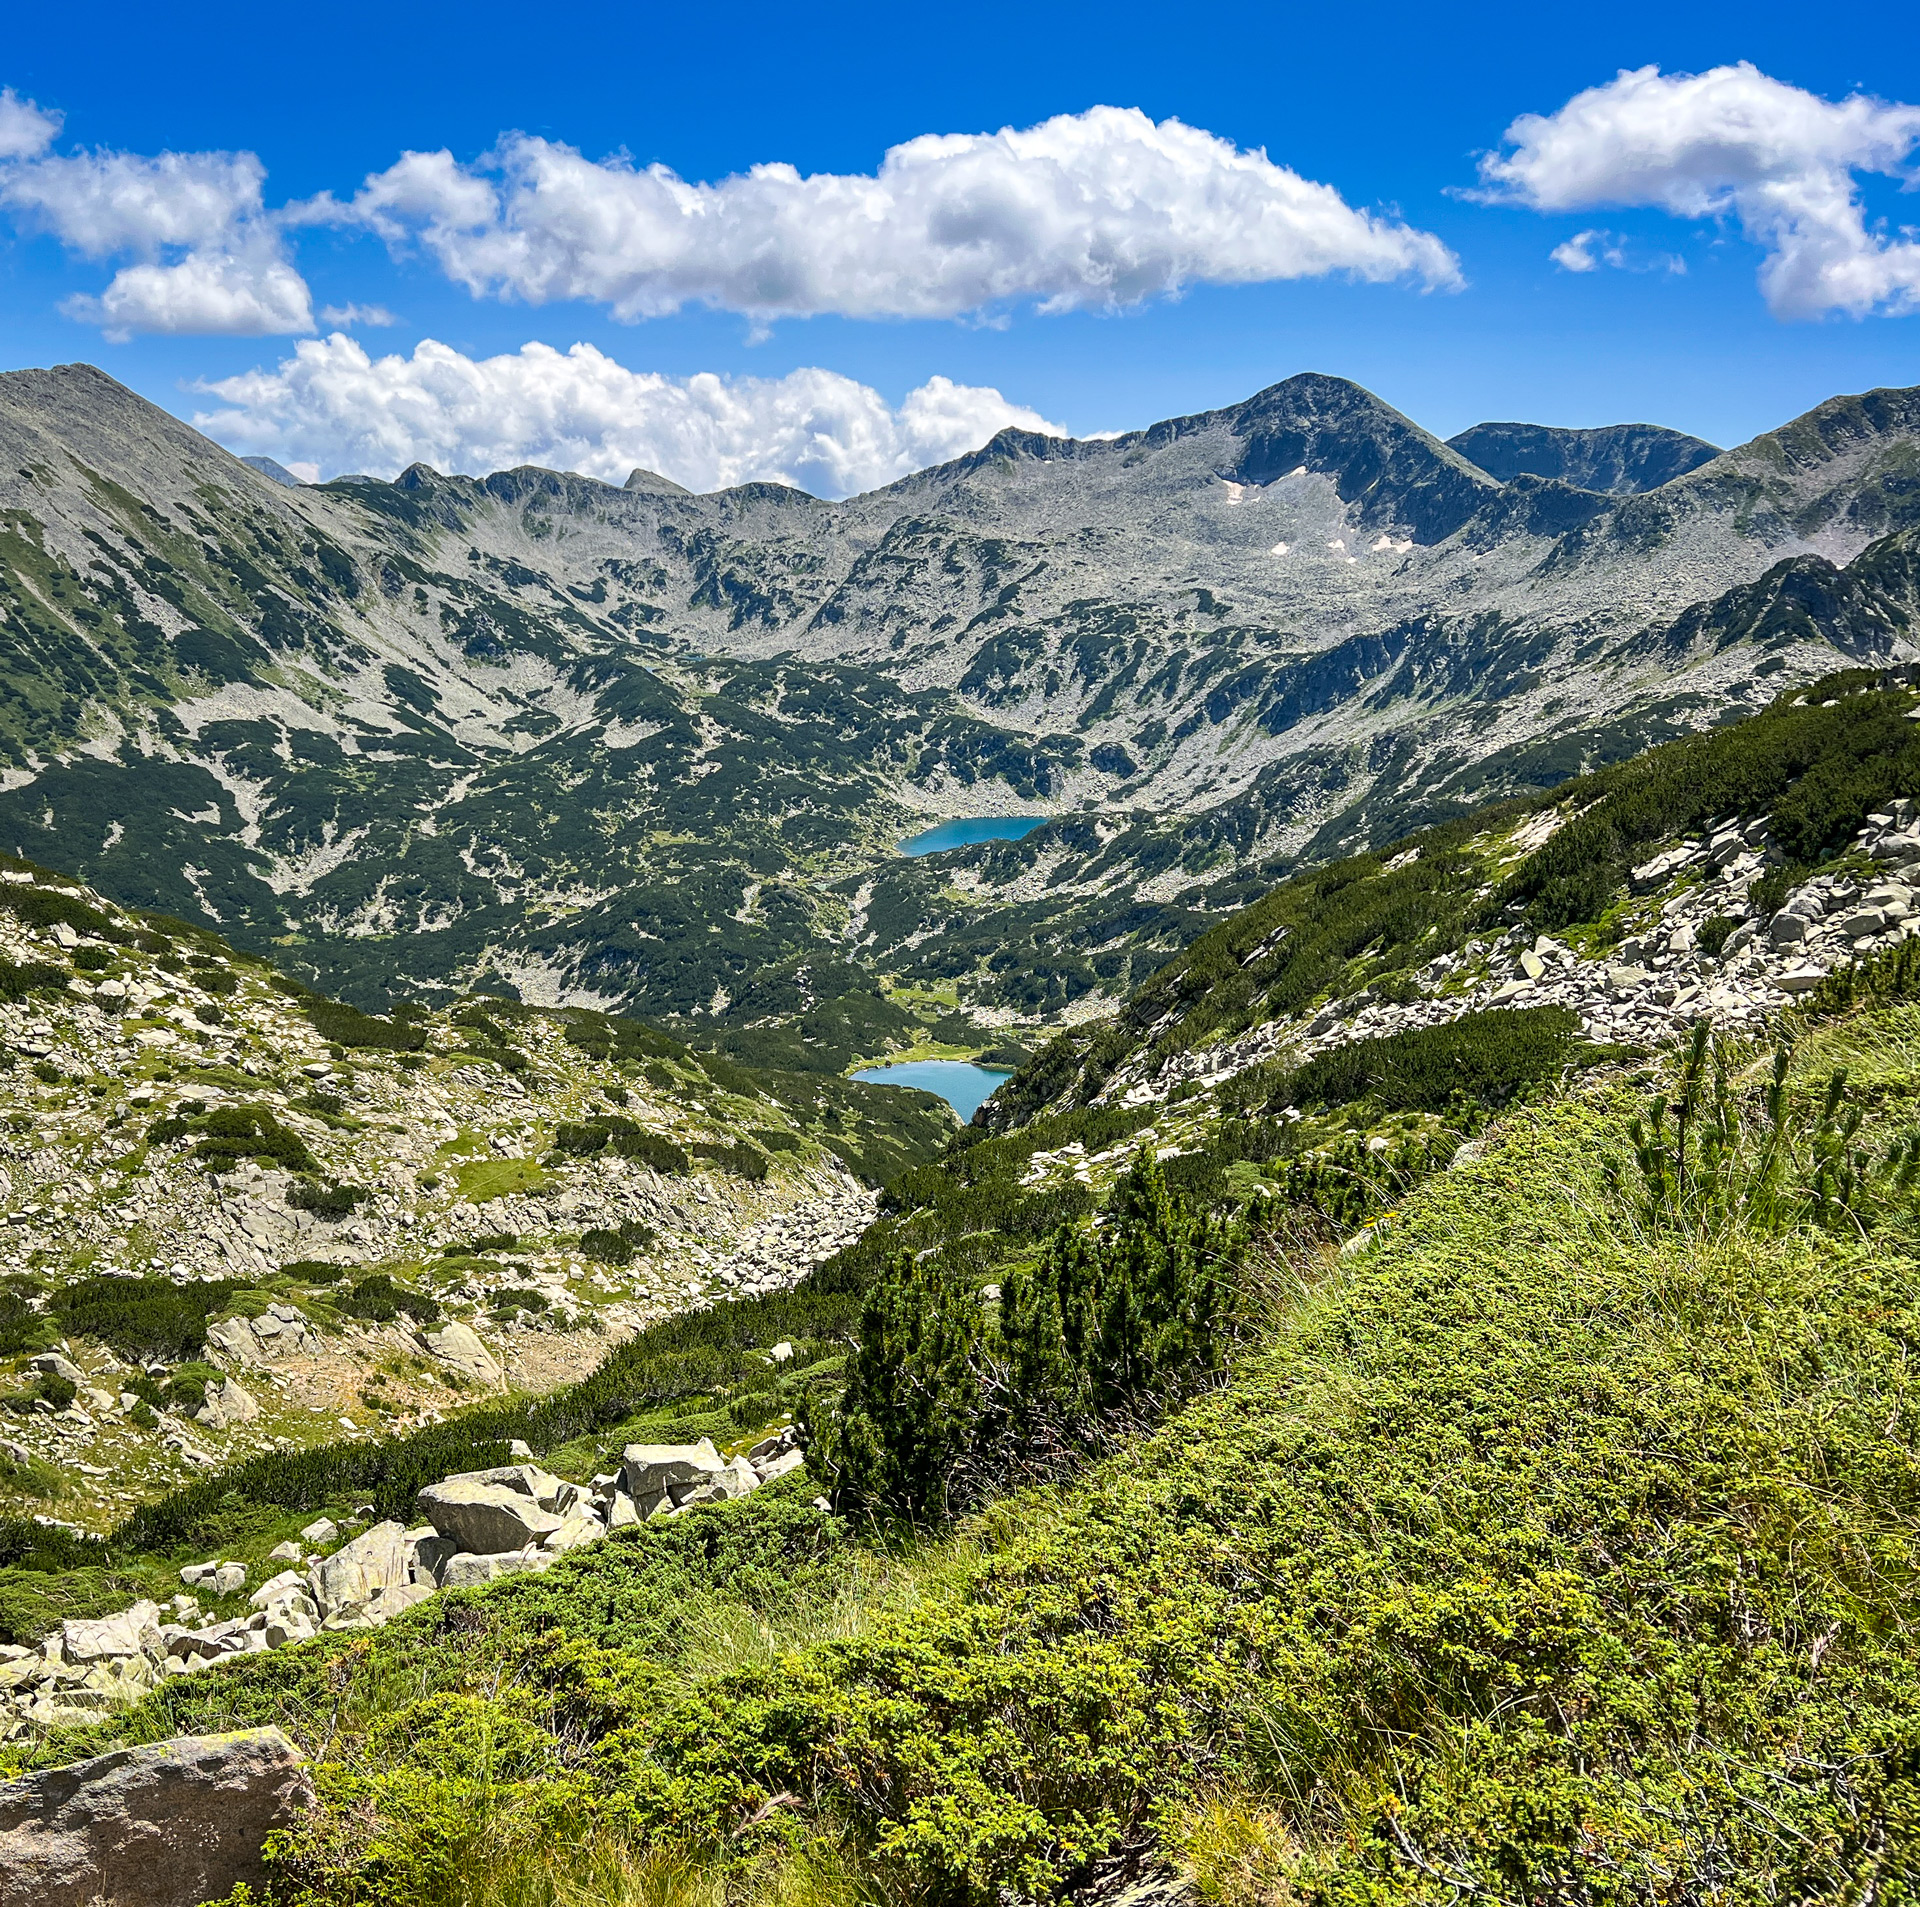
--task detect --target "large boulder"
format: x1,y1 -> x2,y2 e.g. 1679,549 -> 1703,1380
620,1438 -> 726,1509
403,1526 -> 458,1585
420,1321 -> 503,1385
0,1726 -> 312,1907
540,1511 -> 605,1553
324,1583 -> 434,1632
60,1602 -> 163,1665
306,1520 -> 411,1622
415,1480 -> 565,1553
435,1463 -> 573,1512
439,1548 -> 555,1590
195,1376 -> 260,1430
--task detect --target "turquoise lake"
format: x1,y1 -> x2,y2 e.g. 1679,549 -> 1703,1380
897,815 -> 1049,856
851,1058 -> 1015,1121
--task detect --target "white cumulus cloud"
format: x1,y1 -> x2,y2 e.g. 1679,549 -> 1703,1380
1547,227 -> 1685,277
319,105 -> 1461,321
0,87 -> 59,161
0,92 -> 1454,339
317,301 -> 397,327
1478,63 -> 1920,317
0,99 -> 312,337
190,334 -> 1069,498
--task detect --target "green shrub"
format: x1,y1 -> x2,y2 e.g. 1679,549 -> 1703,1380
552,1117 -> 689,1175
163,1363 -> 221,1412
288,1179 -> 368,1219
0,882 -> 125,944
146,1102 -> 316,1174
0,1279 -> 54,1357
298,994 -> 427,1052
580,1222 -> 655,1267
691,1140 -> 768,1181
1697,912 -> 1738,957
0,1516 -> 108,1572
282,1259 -> 346,1283
1278,1006 -> 1587,1114
0,958 -> 70,1006
49,1276 -> 253,1362
30,1371 -> 75,1411
338,1275 -> 441,1326
1605,1024 -> 1920,1236
810,1151 -> 1242,1521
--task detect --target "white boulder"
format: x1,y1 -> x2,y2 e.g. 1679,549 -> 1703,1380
415,1480 -> 565,1553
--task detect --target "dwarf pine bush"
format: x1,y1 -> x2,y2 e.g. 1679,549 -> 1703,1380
1606,1020 -> 1920,1236
810,1150 -> 1243,1521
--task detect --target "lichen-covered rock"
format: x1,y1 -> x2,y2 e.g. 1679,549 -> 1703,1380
0,1726 -> 312,1907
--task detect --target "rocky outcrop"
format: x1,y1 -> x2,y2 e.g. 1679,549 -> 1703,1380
420,1319 -> 504,1385
194,1376 -> 259,1430
415,1479 -> 566,1553
1096,801 -> 1920,1116
0,1428 -> 808,1738
205,1305 -> 322,1363
307,1520 -> 413,1626
0,1726 -> 311,1907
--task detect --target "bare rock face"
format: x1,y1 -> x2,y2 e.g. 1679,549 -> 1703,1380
420,1320 -> 503,1385
439,1548 -> 555,1589
620,1438 -> 726,1506
194,1376 -> 260,1430
0,1726 -> 312,1907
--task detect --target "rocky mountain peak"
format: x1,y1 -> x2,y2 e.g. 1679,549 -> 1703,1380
623,466 -> 692,497
1216,371 -> 1500,543
1446,420 -> 1719,495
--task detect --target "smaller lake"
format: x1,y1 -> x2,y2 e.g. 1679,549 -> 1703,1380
851,1059 -> 1015,1121
898,815 -> 1049,857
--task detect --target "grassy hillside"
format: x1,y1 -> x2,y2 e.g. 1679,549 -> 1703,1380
13,968 -> 1920,1900
14,675 -> 1920,1898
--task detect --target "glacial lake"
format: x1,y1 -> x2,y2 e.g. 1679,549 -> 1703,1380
898,815 -> 1049,857
851,1058 -> 1015,1121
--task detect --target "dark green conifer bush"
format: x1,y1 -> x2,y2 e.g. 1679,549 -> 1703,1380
811,1152 -> 1242,1521
49,1276 -> 254,1362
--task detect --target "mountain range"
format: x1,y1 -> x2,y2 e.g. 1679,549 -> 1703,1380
0,362 -> 1915,1061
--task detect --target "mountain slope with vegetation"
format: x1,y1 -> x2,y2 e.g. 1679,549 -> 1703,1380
0,845 -> 950,1541
0,366 -> 1916,1066
11,672 -> 1920,1899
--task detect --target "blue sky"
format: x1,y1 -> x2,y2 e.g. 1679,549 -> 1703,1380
2,0 -> 1917,493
